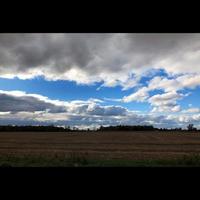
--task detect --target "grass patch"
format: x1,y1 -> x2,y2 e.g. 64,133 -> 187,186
0,154 -> 200,167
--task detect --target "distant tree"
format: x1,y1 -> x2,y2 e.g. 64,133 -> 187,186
65,126 -> 71,131
187,124 -> 197,131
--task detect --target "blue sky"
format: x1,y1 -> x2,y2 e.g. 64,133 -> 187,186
0,33 -> 200,129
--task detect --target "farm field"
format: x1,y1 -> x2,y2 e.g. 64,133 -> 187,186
0,131 -> 200,166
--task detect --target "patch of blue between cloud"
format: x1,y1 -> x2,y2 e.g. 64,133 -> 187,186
140,68 -> 169,86
179,88 -> 200,109
0,77 -> 134,103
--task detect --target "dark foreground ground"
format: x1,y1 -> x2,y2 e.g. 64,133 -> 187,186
0,131 -> 200,166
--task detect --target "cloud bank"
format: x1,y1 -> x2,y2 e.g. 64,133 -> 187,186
0,90 -> 199,129
1,34 -> 200,88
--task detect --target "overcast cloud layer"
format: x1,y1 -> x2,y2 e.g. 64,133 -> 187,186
1,34 -> 200,86
0,33 -> 200,128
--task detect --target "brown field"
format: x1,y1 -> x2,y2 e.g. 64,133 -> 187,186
0,131 -> 200,160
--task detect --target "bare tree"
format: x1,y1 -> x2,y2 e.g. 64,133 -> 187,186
187,124 -> 197,131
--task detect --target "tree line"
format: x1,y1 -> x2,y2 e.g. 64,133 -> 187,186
97,124 -> 198,132
0,125 -> 70,132
0,124 -> 198,132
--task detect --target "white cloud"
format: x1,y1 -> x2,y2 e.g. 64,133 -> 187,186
148,91 -> 183,105
148,76 -> 180,92
176,74 -> 200,89
148,74 -> 200,93
148,91 -> 183,113
122,73 -> 200,113
123,87 -> 149,102
151,105 -> 181,113
182,108 -> 200,113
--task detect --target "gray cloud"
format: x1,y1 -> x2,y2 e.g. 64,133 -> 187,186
0,90 -> 128,116
0,109 -> 197,129
0,93 -> 66,113
1,34 -> 200,88
0,34 -> 109,74
86,104 -> 127,116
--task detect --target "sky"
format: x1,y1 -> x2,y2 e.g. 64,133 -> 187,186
0,33 -> 200,129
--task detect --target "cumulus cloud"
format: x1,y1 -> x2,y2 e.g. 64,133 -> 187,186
122,73 -> 200,112
148,74 -> 200,92
0,90 -> 67,113
0,90 -> 127,117
123,87 -> 149,102
86,104 -> 127,116
148,91 -> 183,113
182,108 -> 200,113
